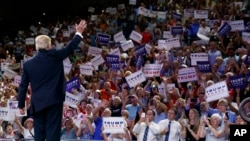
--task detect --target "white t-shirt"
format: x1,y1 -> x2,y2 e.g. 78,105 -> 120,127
23,128 -> 35,139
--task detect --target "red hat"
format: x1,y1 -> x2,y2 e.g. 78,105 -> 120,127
228,89 -> 235,97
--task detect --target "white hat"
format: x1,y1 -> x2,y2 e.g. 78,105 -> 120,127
121,53 -> 128,59
24,118 -> 34,127
241,54 -> 247,61
181,64 -> 188,68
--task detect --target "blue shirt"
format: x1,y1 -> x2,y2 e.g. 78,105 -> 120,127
208,50 -> 222,65
126,104 -> 141,120
61,128 -> 77,140
208,108 -> 237,123
93,117 -> 104,140
154,111 -> 167,123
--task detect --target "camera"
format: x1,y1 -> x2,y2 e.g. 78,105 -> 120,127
87,98 -> 92,104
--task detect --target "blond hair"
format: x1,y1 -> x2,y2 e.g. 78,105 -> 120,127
217,99 -> 228,107
35,35 -> 51,51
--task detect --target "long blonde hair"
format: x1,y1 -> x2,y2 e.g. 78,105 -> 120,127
189,108 -> 200,132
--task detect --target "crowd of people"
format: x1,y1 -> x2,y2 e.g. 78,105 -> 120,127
0,0 -> 250,140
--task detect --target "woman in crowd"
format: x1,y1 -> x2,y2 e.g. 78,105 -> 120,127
110,96 -> 123,117
14,116 -> 35,139
2,122 -> 19,139
199,113 -> 228,141
60,117 -> 79,140
180,108 -> 201,141
76,116 -> 95,140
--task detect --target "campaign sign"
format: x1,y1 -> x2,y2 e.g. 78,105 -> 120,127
163,31 -> 173,39
229,75 -> 246,89
138,7 -> 148,17
0,107 -> 13,121
129,0 -> 136,5
196,61 -> 211,73
125,69 -> 146,88
143,64 -> 162,77
110,61 -> 126,70
13,75 -> 21,87
103,117 -> 125,133
191,53 -> 208,66
172,13 -> 182,21
171,26 -> 183,35
96,33 -> 111,45
218,22 -> 231,36
66,77 -> 81,92
158,39 -> 167,49
194,10 -> 208,19
120,40 -> 134,51
91,55 -> 105,68
247,72 -> 250,83
177,67 -> 198,83
109,47 -> 121,56
246,21 -> 250,31
135,45 -> 147,56
145,44 -> 152,54
8,101 -> 27,117
230,125 -> 250,139
229,20 -> 245,31
114,31 -> 126,43
3,68 -> 17,79
184,9 -> 194,17
157,11 -> 167,20
136,56 -> 144,69
25,38 -> 35,45
165,38 -> 181,50
87,46 -> 102,57
64,92 -> 79,108
63,58 -> 72,75
244,54 -> 250,65
106,54 -> 120,63
79,64 -> 93,76
129,30 -> 142,43
205,81 -> 229,102
242,32 -> 250,43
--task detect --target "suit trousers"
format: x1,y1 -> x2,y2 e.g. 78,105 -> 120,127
33,102 -> 63,141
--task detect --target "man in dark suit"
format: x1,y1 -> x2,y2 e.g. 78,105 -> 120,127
18,20 -> 87,141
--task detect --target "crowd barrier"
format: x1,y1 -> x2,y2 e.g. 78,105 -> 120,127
0,139 -> 137,141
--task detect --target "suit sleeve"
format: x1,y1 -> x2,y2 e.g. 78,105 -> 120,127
56,33 -> 83,60
18,66 -> 30,108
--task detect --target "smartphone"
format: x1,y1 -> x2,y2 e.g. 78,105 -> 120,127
225,112 -> 229,119
202,115 -> 207,121
191,98 -> 197,103
141,112 -> 145,118
187,83 -> 192,90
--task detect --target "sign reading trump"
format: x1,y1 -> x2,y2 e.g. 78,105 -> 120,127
205,81 -> 229,102
125,69 -> 146,88
103,117 -> 125,133
177,67 -> 198,83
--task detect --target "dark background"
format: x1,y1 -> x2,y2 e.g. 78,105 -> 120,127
0,0 -> 130,40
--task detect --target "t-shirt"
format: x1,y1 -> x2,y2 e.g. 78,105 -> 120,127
23,128 -> 35,139
110,103 -> 123,117
93,117 -> 104,140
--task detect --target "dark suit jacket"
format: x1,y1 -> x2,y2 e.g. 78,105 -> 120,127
18,34 -> 82,114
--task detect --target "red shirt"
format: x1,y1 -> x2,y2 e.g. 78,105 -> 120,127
142,32 -> 152,44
